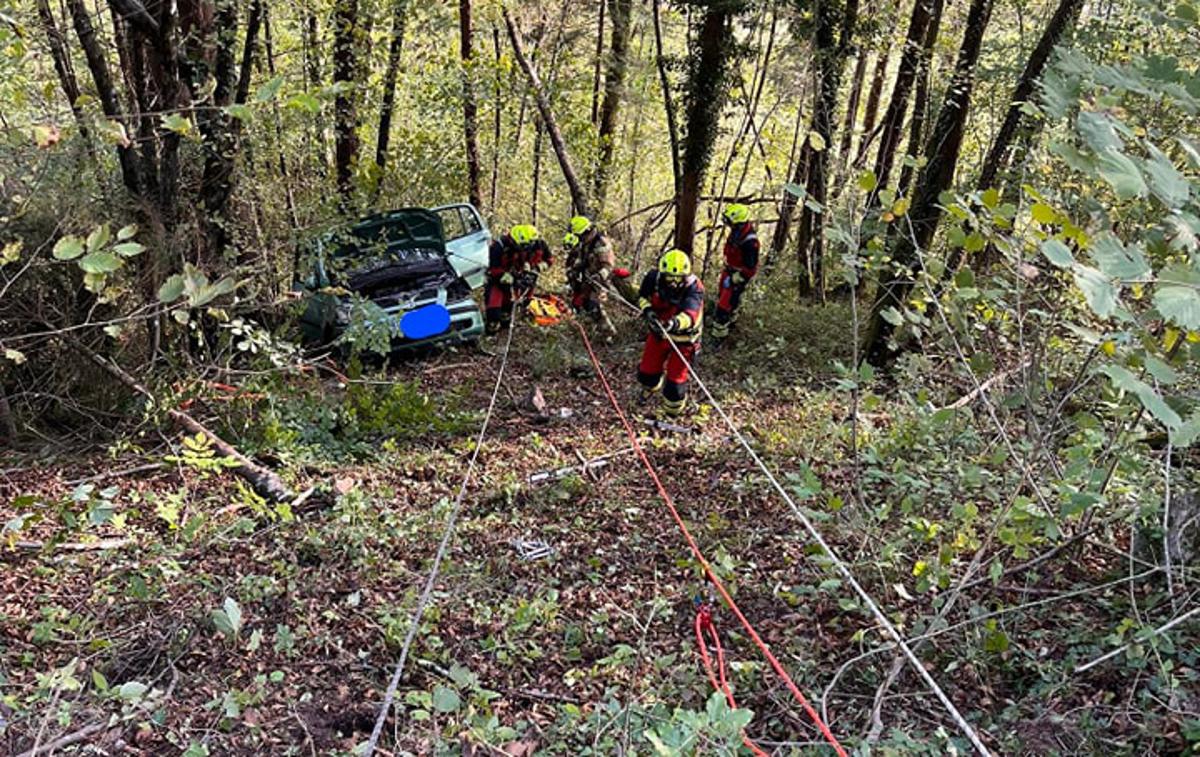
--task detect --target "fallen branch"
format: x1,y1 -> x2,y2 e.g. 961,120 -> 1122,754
15,720 -> 110,757
1074,604 -> 1200,674
940,360 -> 1031,411
64,462 -> 166,486
12,537 -> 131,552
67,337 -> 292,502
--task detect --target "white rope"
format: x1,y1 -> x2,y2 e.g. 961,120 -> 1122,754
362,300 -> 521,757
602,283 -> 992,755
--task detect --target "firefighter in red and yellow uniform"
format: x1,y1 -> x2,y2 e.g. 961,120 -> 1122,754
484,224 -> 553,334
711,203 -> 759,342
564,215 -> 617,336
637,250 -> 704,417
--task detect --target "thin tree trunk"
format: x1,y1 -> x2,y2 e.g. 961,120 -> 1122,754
870,0 -> 935,201
504,7 -> 591,216
860,50 -> 888,142
652,0 -> 682,198
490,25 -> 502,211
459,0 -> 483,209
532,119 -> 543,222
234,1 -> 263,106
66,0 -> 140,195
0,389 -> 15,447
590,0 -> 606,126
897,0 -> 943,194
333,0 -> 360,207
199,0 -> 242,258
865,0 -> 995,364
795,0 -> 859,299
977,0 -> 1085,191
36,0 -> 88,140
264,7 -> 302,245
593,0 -> 633,212
305,14 -> 321,88
674,7 -> 734,253
838,51 -> 868,167
375,0 -> 409,171
770,109 -> 811,263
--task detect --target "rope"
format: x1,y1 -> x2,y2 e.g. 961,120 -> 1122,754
574,321 -> 848,756
600,283 -> 991,755
362,298 -> 522,757
695,604 -> 770,757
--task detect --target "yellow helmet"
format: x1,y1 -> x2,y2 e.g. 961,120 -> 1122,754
563,232 -> 580,247
510,224 -> 540,246
658,249 -> 691,277
569,215 -> 593,235
722,203 -> 751,225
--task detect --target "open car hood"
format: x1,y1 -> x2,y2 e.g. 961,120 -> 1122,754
320,208 -> 456,292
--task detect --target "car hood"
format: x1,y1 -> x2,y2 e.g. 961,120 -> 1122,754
322,208 -> 459,296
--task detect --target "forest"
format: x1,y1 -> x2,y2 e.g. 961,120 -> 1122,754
1,0 -> 1199,751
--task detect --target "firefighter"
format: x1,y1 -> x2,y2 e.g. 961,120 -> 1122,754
485,224 -> 553,334
637,249 -> 704,417
564,215 -> 617,336
711,203 -> 760,343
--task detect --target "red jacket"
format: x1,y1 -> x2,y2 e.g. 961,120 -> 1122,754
487,235 -> 553,279
638,270 -> 704,342
723,222 -> 760,278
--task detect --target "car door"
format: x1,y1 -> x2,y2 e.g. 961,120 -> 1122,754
434,203 -> 490,289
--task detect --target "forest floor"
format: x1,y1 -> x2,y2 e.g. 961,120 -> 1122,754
0,297 -> 1188,756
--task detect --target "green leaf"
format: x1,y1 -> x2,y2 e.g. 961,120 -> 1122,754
1030,203 -> 1058,224
857,171 -> 878,192
1097,149 -> 1148,201
1077,111 -> 1124,152
431,685 -> 460,713
162,113 -> 194,136
808,131 -> 826,152
117,681 -> 148,700
91,670 -> 109,692
224,103 -> 253,121
980,187 -> 1000,209
1177,1 -> 1199,22
1171,411 -> 1200,448
158,274 -> 185,303
1073,265 -> 1117,318
255,75 -> 284,103
78,252 -> 122,274
1041,238 -> 1074,268
1144,355 -> 1178,385
1089,233 -> 1149,280
783,182 -> 806,199
117,224 -> 138,241
1101,364 -> 1182,430
52,235 -> 85,261
112,242 -> 145,257
1154,285 -> 1200,330
1144,145 -> 1190,209
223,597 -> 243,632
86,224 -> 111,251
285,93 -> 322,113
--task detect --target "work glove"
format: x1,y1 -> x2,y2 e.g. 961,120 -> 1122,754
515,270 -> 538,290
596,266 -> 612,283
730,270 -> 747,285
666,315 -> 686,334
500,272 -> 514,286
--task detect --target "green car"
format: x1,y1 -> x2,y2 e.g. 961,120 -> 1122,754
295,208 -> 485,353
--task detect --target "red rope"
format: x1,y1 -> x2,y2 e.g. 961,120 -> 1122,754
574,323 -> 847,756
696,604 -> 770,756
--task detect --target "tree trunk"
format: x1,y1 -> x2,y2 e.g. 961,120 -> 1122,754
333,0 -> 360,207
235,1 -> 264,106
865,0 -> 995,365
503,7 -> 591,217
794,0 -> 859,298
860,51 -> 888,141
770,112 -> 811,262
199,0 -> 243,258
490,25 -> 502,210
459,0 -> 484,209
590,0 -> 606,126
375,0 -> 409,171
66,0 -> 140,195
674,6 -> 735,253
870,0 -> 935,200
0,389 -> 15,447
36,0 -> 88,139
652,0 -> 682,198
305,13 -> 321,88
977,0 -> 1085,191
838,51 -> 868,167
593,0 -> 633,213
897,0 -> 943,195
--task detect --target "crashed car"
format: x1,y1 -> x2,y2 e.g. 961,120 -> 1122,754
296,207 -> 485,352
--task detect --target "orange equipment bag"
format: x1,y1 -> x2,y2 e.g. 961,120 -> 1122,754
526,294 -> 571,326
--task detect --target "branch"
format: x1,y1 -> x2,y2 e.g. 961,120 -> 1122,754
1074,605 -> 1200,674
106,0 -> 159,37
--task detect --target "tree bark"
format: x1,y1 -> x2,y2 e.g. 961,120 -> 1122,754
593,0 -> 633,212
674,6 -> 736,253
838,51 -> 868,167
870,0 -> 935,200
459,0 -> 484,209
590,0 -> 606,126
897,0 -> 943,195
375,0 -> 409,171
652,0 -> 682,198
490,25 -> 502,210
35,0 -> 88,139
67,0 -> 141,195
199,0 -> 242,258
234,0 -> 263,106
0,389 -> 15,447
860,50 -> 888,142
794,0 -> 859,297
865,0 -> 995,364
503,7 -> 591,217
305,14 -> 321,88
977,0 -> 1085,191
333,0 -> 360,207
